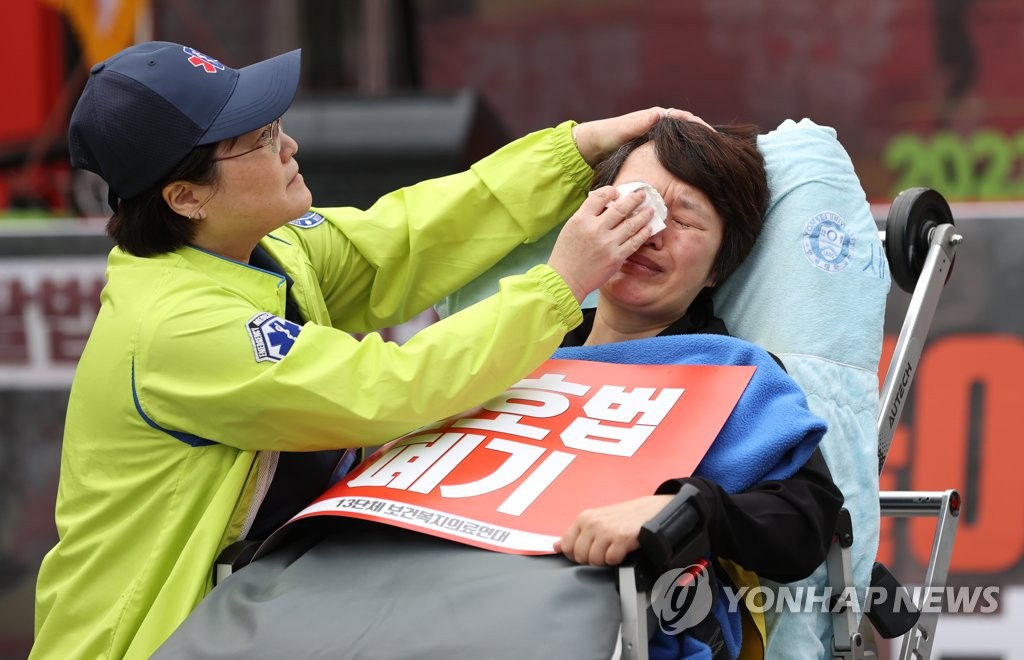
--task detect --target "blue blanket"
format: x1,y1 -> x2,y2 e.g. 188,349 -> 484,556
554,334 -> 828,658
553,334 -> 826,492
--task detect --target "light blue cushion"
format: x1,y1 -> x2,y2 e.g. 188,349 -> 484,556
715,118 -> 888,655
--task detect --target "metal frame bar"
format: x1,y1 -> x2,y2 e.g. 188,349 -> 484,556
881,490 -> 961,660
828,513 -> 867,659
618,565 -> 649,660
876,223 -> 961,472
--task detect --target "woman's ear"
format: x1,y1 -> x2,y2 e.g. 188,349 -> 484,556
162,182 -> 205,220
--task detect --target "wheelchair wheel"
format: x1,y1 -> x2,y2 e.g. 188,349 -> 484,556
885,187 -> 955,293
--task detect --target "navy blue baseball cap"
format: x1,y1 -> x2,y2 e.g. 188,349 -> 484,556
68,41 -> 301,209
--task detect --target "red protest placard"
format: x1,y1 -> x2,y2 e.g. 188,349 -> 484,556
282,359 -> 754,554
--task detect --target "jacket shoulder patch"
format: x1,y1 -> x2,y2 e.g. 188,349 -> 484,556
247,312 -> 301,362
289,211 -> 326,228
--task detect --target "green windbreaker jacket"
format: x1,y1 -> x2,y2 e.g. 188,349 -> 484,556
32,121 -> 590,659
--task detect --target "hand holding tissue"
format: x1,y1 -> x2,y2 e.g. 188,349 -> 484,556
611,182 -> 667,236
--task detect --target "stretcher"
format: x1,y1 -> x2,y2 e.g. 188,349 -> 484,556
615,186 -> 963,660
156,121 -> 963,659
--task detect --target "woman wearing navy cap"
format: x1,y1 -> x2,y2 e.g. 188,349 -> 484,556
32,41 -> 678,659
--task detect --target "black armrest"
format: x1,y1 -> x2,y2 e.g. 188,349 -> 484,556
637,483 -> 711,582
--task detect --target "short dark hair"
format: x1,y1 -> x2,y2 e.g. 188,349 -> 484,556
592,118 -> 769,287
106,143 -> 221,257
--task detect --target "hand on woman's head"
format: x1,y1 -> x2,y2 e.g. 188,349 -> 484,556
572,107 -> 714,168
572,107 -> 664,167
663,108 -> 713,131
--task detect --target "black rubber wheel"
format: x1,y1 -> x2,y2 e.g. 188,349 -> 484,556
885,187 -> 955,293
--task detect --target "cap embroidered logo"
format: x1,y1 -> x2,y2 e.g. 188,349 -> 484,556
184,47 -> 224,74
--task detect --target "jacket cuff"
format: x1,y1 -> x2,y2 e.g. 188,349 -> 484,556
525,264 -> 583,330
552,120 -> 595,192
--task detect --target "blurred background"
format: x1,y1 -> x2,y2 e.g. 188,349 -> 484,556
1,1 -> 1022,658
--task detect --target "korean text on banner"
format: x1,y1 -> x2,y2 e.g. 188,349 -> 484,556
283,359 -> 755,554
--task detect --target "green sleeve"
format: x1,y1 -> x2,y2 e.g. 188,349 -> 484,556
137,265 -> 582,452
287,121 -> 590,333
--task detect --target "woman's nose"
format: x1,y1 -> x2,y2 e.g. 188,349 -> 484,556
644,227 -> 664,249
280,130 -> 298,157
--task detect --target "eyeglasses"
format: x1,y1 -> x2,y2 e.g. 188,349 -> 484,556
212,118 -> 282,162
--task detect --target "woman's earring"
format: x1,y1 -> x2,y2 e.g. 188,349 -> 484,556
186,191 -> 217,221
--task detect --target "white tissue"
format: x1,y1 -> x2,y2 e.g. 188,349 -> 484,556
610,181 -> 667,235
